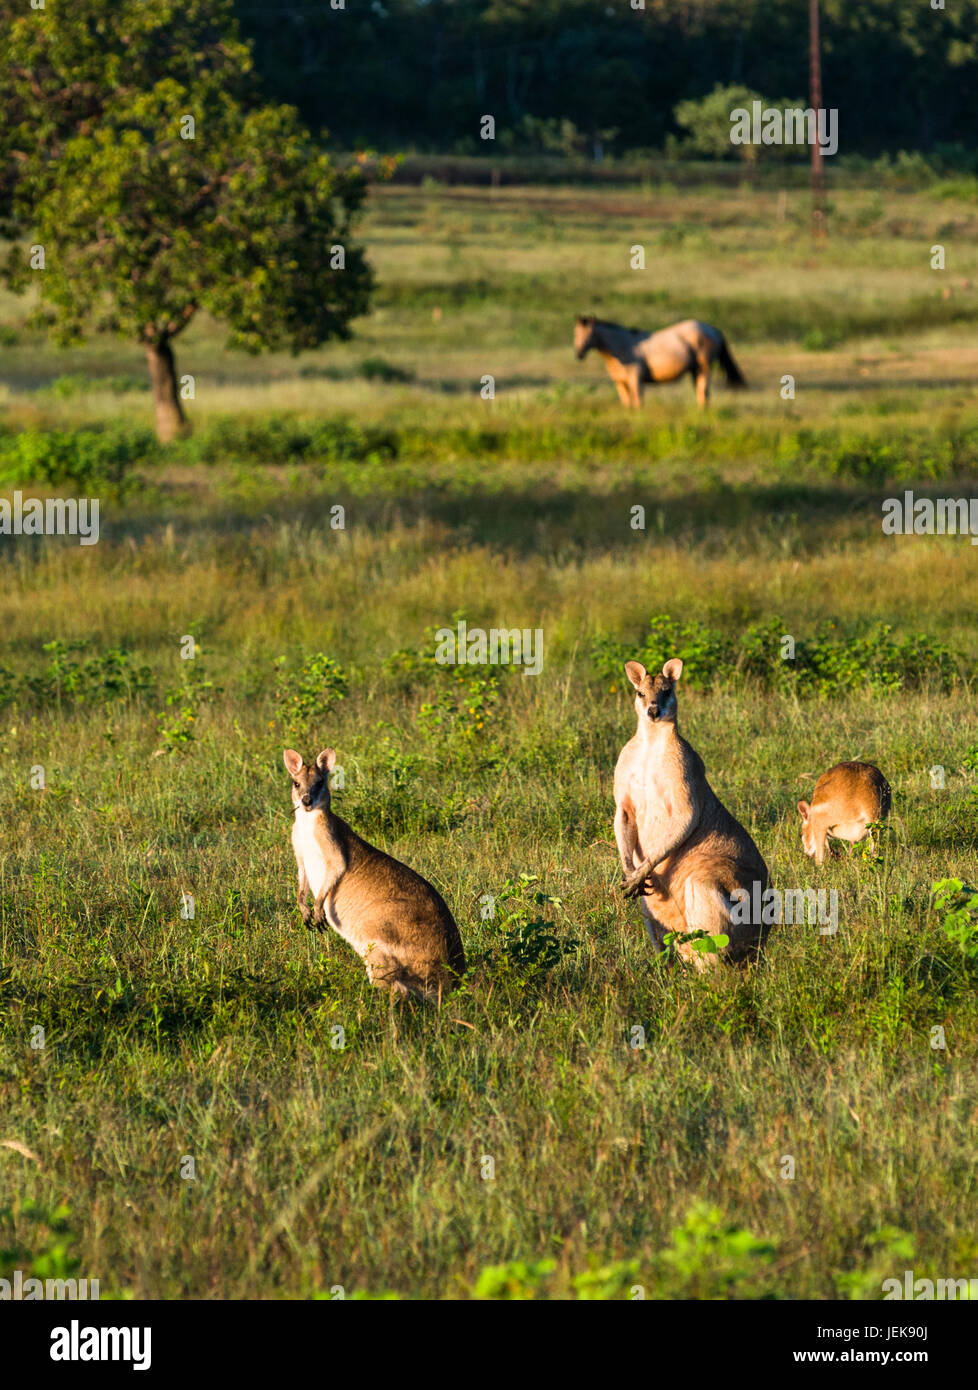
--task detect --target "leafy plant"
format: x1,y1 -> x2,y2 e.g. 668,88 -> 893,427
654,1203 -> 777,1299
592,613 -> 961,697
480,873 -> 576,978
835,1227 -> 916,1301
3,641 -> 154,710
272,653 -> 348,731
472,1258 -> 557,1300
0,1199 -> 82,1283
0,424 -> 155,489
931,878 -> 978,962
662,927 -> 730,960
157,660 -> 223,751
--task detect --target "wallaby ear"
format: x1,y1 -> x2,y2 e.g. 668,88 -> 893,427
624,660 -> 647,689
283,748 -> 303,777
662,658 -> 683,683
316,748 -> 337,774
797,800 -> 810,821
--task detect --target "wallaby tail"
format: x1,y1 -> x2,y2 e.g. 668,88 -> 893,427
717,337 -> 747,388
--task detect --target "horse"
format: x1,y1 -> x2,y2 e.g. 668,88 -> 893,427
574,315 -> 746,409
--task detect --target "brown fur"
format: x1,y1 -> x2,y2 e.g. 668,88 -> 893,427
283,748 -> 465,1002
612,659 -> 771,969
575,314 -> 746,409
798,761 -> 891,866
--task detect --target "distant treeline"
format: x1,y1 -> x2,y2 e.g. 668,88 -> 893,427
235,0 -> 978,162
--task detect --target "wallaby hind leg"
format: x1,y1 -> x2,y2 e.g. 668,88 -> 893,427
638,898 -> 671,955
366,951 -> 454,1005
639,892 -> 687,959
365,952 -> 410,996
297,866 -> 313,925
680,879 -> 740,971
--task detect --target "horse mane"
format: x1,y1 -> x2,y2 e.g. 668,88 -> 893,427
590,317 -> 642,331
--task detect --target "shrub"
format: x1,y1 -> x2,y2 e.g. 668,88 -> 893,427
0,424 -> 156,489
358,357 -> 414,383
591,614 -> 961,697
3,641 -> 154,710
931,879 -> 978,964
42,373 -> 147,397
272,652 -> 348,732
177,414 -> 397,466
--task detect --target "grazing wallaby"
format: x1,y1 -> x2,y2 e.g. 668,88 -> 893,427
613,659 -> 772,969
798,761 -> 891,865
283,748 -> 466,1002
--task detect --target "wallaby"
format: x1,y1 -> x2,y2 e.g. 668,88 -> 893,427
798,761 -> 891,865
612,658 -> 772,969
283,748 -> 466,1002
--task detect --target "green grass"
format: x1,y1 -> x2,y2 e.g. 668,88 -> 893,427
1,181 -> 977,1300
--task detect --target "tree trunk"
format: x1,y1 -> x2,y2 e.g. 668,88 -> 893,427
145,338 -> 187,443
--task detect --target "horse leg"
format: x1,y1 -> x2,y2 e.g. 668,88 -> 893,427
613,378 -> 632,408
628,363 -> 643,408
694,369 -> 710,410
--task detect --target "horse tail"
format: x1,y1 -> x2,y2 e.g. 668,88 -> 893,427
717,336 -> 746,388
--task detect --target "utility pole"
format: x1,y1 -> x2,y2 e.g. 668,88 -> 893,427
809,0 -> 826,240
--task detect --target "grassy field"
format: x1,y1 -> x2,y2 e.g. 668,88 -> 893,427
1,181 -> 977,1300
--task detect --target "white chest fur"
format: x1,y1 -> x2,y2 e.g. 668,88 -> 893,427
292,809 -> 331,899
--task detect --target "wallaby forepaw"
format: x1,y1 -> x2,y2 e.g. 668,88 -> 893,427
622,868 -> 651,898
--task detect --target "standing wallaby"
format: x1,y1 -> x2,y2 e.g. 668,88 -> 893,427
613,658 -> 772,969
798,761 -> 891,865
283,748 -> 466,1002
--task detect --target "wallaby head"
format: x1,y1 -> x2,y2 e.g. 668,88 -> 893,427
796,800 -> 816,857
625,657 -> 683,728
574,314 -> 596,358
283,747 -> 335,813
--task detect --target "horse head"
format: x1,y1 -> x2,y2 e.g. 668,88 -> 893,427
574,314 -> 597,359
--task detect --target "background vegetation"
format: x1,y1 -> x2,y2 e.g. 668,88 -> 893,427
235,0 -> 978,164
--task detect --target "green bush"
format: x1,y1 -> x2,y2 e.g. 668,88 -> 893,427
0,424 -> 156,489
176,413 -> 398,465
41,373 -> 147,398
272,652 -> 348,732
591,613 -> 962,696
1,640 -> 154,710
358,357 -> 414,383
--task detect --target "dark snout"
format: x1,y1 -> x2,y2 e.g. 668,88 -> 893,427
301,793 -> 313,808
576,345 -> 588,360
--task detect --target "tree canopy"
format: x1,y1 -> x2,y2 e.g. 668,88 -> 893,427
232,0 -> 978,162
1,0 -> 374,441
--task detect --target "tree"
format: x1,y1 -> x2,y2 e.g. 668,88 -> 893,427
1,0 -> 374,442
